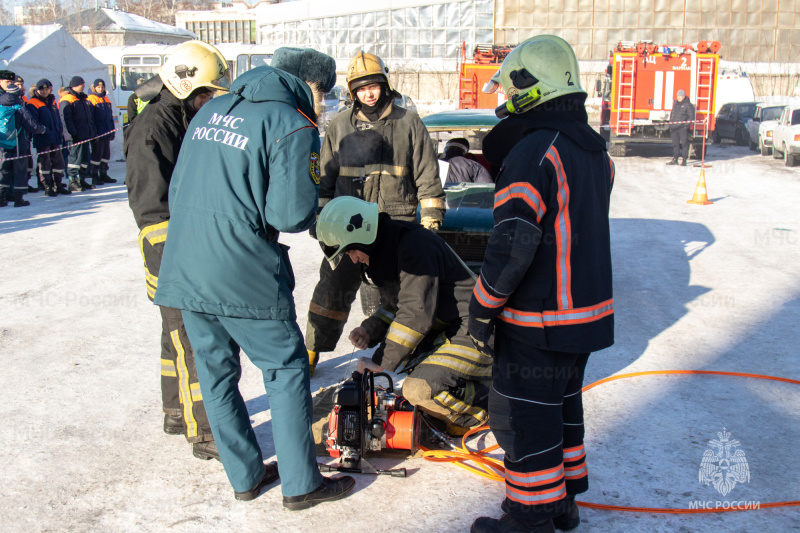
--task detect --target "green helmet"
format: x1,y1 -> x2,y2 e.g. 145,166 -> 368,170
316,197 -> 380,268
484,35 -> 586,118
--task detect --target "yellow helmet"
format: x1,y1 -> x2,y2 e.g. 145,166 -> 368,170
484,35 -> 586,117
346,51 -> 401,100
159,41 -> 230,100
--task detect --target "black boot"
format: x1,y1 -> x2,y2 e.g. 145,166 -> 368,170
283,476 -> 356,510
90,171 -> 102,187
666,158 -> 679,165
27,184 -> 39,193
471,515 -> 556,533
44,185 -> 58,197
0,191 -> 7,207
552,497 -> 580,531
163,413 -> 184,435
234,461 -> 280,501
80,177 -> 95,190
55,179 -> 71,195
192,440 -> 220,461
14,192 -> 30,207
681,158 -> 687,166
100,172 -> 117,184
68,179 -> 83,193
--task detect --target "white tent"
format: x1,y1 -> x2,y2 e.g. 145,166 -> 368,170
0,24 -> 112,103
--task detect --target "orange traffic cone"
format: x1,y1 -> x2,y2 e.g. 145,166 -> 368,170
687,169 -> 713,205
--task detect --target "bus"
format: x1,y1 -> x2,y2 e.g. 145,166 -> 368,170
89,43 -> 279,125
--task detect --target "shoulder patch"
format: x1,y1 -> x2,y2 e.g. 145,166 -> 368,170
310,152 -> 321,185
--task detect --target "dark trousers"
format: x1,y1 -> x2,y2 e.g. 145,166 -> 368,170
489,321 -> 590,522
1,150 -> 30,195
67,140 -> 90,181
671,127 -> 689,160
305,255 -> 365,352
90,137 -> 111,178
37,146 -> 66,186
159,305 -> 213,443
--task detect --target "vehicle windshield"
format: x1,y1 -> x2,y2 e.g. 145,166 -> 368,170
737,104 -> 756,118
762,107 -> 784,121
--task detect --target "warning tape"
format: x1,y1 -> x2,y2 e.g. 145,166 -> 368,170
0,124 -> 126,163
423,370 -> 800,514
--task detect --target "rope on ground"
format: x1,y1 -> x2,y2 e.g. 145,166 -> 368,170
423,369 -> 800,513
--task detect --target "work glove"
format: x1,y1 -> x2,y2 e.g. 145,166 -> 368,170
468,315 -> 494,356
421,216 -> 441,232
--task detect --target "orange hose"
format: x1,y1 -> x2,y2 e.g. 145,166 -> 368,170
423,370 -> 800,513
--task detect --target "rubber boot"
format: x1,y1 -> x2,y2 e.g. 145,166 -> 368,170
666,158 -> 678,165
308,350 -> 320,377
192,440 -> 220,461
14,192 -> 30,207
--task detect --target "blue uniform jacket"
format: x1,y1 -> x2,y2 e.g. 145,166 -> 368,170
26,94 -> 64,149
154,66 -> 322,320
88,91 -> 115,138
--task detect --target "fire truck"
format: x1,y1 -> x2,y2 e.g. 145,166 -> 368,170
599,40 -> 722,157
459,43 -> 514,110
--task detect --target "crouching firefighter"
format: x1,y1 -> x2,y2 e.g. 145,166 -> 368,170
467,35 -> 615,533
316,197 -> 492,435
124,40 -> 228,460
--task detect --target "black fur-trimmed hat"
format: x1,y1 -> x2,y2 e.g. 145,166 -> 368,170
0,70 -> 15,81
271,47 -> 337,93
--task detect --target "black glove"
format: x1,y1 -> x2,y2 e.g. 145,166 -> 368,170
468,315 -> 494,355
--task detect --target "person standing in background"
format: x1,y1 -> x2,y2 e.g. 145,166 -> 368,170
87,79 -> 117,185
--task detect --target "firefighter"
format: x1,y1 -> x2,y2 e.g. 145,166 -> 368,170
124,41 -> 226,461
87,79 -> 117,185
468,36 -> 615,533
667,89 -> 695,166
27,79 -> 69,196
306,51 -> 446,376
316,197 -> 491,433
61,76 -> 97,192
154,49 -> 356,507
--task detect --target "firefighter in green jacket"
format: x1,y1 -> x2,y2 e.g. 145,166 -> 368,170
316,197 -> 491,433
306,52 -> 446,375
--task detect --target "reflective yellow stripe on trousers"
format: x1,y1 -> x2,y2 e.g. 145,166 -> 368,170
170,329 -> 198,439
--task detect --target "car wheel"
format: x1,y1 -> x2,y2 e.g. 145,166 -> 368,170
711,130 -> 721,144
785,144 -> 796,167
609,143 -> 626,157
359,283 -> 381,316
749,137 -> 758,150
760,137 -> 771,156
735,128 -> 748,146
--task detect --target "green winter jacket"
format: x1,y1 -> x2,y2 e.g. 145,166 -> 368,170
154,66 -> 321,319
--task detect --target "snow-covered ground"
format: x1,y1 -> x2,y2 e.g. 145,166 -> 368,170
1,140 -> 799,532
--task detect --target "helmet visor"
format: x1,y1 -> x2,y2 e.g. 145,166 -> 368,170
483,71 -> 502,94
208,68 -> 232,92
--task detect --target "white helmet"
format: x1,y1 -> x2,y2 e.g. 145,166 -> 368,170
316,197 -> 380,268
159,41 -> 230,100
484,35 -> 586,117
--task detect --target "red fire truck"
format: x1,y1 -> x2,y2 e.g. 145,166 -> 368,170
599,40 -> 722,157
459,43 -> 514,110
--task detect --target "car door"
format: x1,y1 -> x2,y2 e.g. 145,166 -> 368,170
716,104 -> 732,138
748,106 -> 762,143
773,108 -> 788,150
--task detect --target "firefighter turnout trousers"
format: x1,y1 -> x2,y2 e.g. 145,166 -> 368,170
181,311 -> 324,497
402,336 -> 491,428
489,321 -> 590,522
306,255 -> 362,352
140,221 -> 213,443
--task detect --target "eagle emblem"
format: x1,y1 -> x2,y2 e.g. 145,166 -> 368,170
699,428 -> 750,496
309,152 -> 320,185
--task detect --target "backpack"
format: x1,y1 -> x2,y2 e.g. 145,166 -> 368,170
0,104 -> 20,150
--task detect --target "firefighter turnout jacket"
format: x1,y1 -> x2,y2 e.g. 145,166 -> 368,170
153,67 -> 321,320
470,100 -> 615,354
361,216 -> 490,377
319,104 -> 445,223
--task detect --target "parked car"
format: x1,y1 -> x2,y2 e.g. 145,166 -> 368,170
712,102 -> 758,145
319,85 -> 348,131
747,103 -> 787,155
771,105 -> 800,167
394,94 -> 418,114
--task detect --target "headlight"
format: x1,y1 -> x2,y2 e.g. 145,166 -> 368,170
766,131 -> 772,137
